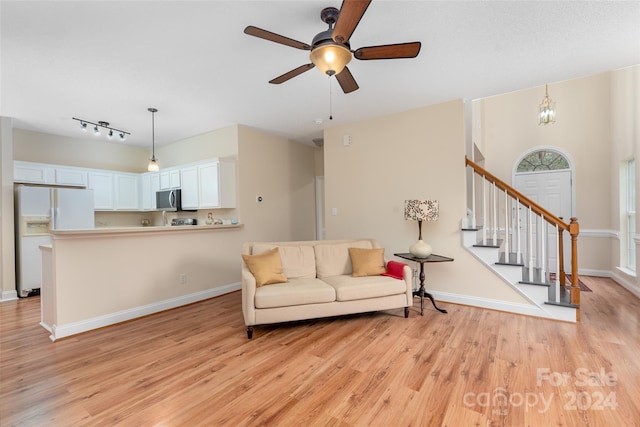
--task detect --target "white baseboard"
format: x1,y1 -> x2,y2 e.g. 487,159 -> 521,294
49,282 -> 241,341
610,270 -> 640,299
578,269 -> 611,277
1,290 -> 18,302
430,290 -> 577,322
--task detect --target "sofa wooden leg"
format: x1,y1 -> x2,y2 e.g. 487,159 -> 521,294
247,326 -> 254,339
404,307 -> 409,318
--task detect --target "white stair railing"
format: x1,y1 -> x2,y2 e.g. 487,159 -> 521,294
465,157 -> 581,318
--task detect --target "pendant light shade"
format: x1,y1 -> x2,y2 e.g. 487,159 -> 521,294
147,108 -> 159,172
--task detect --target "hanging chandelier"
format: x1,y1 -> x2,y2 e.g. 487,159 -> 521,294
538,84 -> 556,125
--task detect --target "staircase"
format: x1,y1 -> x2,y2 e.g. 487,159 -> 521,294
464,157 -> 580,322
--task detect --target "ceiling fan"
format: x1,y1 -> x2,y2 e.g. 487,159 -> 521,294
244,0 -> 421,94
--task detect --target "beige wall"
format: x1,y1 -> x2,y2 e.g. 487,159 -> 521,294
478,65 -> 639,293
324,100 -> 528,304
155,125 -> 238,168
13,129 -> 150,172
237,125 -> 316,242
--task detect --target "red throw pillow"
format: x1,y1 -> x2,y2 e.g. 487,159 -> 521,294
381,260 -> 406,280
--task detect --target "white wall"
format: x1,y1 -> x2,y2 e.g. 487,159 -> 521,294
0,118 -> 17,300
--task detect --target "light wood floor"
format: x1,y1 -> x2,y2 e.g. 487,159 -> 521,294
1,276 -> 640,426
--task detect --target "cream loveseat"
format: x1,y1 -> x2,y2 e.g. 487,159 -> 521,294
241,239 -> 413,339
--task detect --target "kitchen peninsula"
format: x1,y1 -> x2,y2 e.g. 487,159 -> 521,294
41,223 -> 243,341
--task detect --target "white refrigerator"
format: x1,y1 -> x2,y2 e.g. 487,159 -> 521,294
15,185 -> 95,297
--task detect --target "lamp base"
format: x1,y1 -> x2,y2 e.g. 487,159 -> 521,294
409,240 -> 432,258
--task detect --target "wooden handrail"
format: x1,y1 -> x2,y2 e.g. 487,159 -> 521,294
466,156 -> 569,231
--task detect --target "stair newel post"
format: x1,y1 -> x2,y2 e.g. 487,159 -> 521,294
569,217 -> 580,320
558,217 -> 566,287
527,206 -> 534,282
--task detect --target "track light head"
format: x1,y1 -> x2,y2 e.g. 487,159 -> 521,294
119,132 -> 126,141
93,125 -> 100,135
80,121 -> 87,131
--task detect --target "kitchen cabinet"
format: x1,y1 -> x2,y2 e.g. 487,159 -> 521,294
177,160 -> 235,209
14,161 -> 86,187
159,169 -> 180,190
180,167 -> 199,209
54,167 -> 87,187
140,172 -> 159,210
115,173 -> 139,210
88,171 -> 114,210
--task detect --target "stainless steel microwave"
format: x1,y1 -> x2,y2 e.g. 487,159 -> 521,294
156,189 -> 182,211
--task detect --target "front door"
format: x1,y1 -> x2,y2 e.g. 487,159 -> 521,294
514,169 -> 572,272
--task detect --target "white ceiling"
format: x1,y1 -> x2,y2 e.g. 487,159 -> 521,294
2,1 -> 639,148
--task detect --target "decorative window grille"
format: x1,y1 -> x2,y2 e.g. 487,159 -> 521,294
517,150 -> 570,172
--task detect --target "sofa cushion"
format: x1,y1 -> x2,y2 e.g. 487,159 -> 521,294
241,247 -> 288,287
314,240 -> 373,278
322,275 -> 407,302
254,278 -> 336,309
252,244 -> 316,279
349,247 -> 385,277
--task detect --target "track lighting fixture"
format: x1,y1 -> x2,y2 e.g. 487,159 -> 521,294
72,117 -> 130,141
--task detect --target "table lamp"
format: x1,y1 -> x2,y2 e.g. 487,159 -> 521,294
404,199 -> 439,258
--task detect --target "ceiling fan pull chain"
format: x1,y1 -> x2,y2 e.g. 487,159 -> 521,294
329,76 -> 333,120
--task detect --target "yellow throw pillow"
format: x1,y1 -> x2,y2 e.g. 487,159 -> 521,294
349,247 -> 385,277
242,247 -> 288,287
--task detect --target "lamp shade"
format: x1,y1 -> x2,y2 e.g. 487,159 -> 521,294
404,200 -> 439,222
404,200 -> 439,258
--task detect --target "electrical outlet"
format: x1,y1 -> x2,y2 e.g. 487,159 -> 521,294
179,273 -> 187,284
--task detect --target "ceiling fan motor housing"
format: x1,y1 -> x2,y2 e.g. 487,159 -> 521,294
310,8 -> 352,76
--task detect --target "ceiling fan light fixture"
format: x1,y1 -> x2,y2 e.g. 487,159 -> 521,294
310,43 -> 351,76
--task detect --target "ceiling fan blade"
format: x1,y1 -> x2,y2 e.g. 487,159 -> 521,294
269,63 -> 316,84
332,0 -> 371,43
354,42 -> 422,60
335,66 -> 359,94
244,26 -> 311,50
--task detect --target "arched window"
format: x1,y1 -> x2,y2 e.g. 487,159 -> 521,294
516,150 -> 570,172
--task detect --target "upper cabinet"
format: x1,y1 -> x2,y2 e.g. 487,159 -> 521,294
14,158 -> 236,211
180,159 -> 236,209
159,169 -> 180,190
14,161 -> 87,187
87,171 -> 114,210
140,173 -> 159,211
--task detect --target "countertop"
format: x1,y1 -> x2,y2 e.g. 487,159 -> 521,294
50,223 -> 243,237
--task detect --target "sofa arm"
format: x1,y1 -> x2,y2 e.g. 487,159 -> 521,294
241,266 -> 257,327
402,264 -> 413,302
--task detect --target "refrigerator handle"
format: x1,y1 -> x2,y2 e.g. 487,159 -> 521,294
50,188 -> 59,230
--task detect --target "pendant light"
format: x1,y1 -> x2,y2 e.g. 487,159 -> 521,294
538,84 -> 556,125
147,107 -> 159,172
